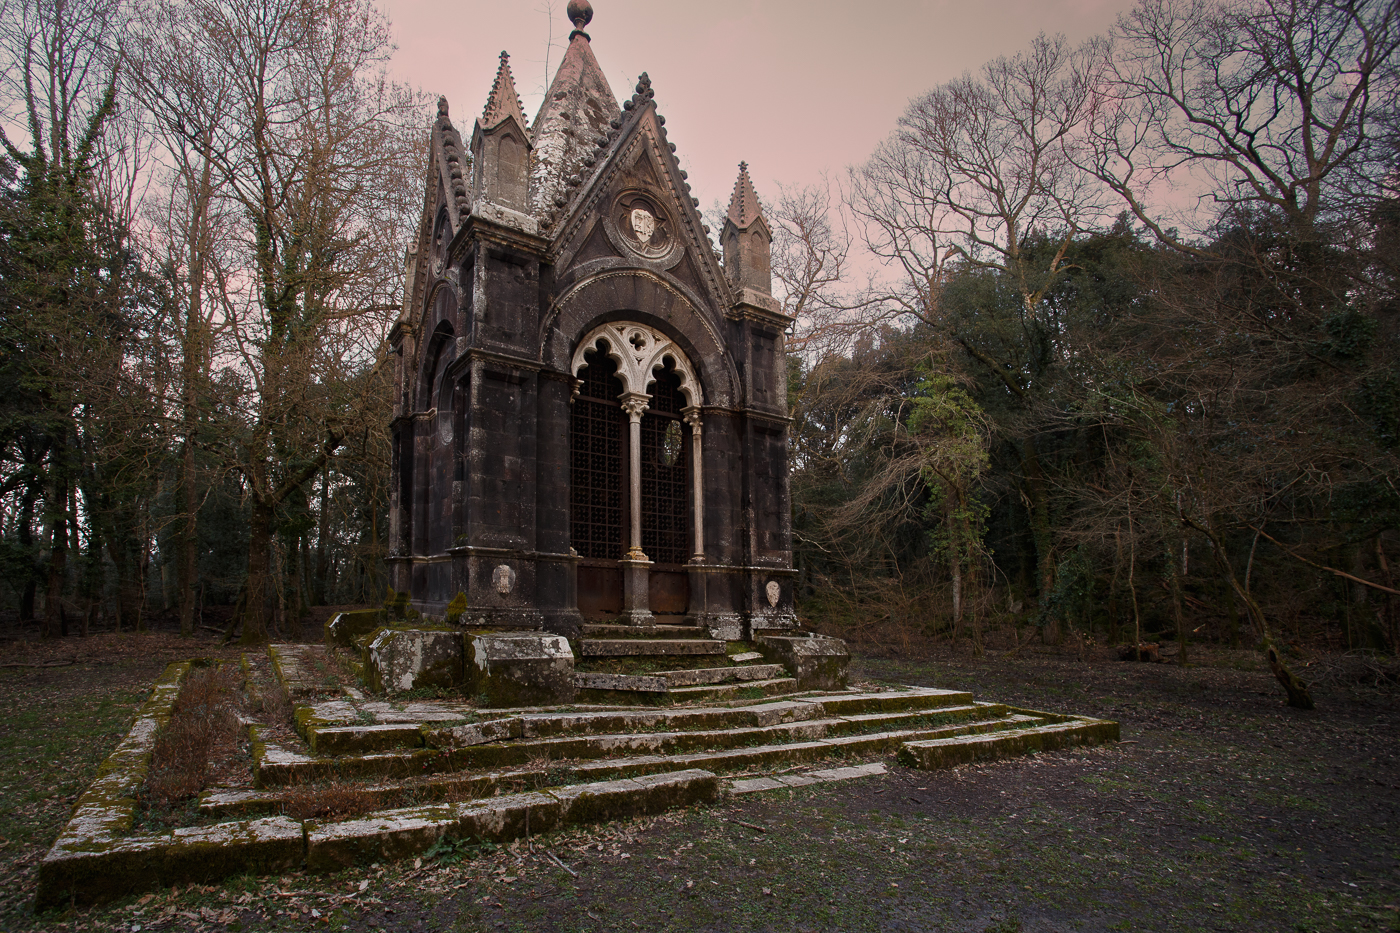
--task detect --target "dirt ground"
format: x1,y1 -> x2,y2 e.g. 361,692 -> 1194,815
0,631 -> 1396,933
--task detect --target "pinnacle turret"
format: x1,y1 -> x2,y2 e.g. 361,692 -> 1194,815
723,162 -> 772,295
726,161 -> 764,229
481,51 -> 528,132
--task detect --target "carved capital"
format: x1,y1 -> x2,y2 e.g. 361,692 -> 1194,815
620,393 -> 650,420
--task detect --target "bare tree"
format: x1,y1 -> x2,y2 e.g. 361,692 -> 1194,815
1086,0 -> 1400,247
849,33 -> 1110,609
128,0 -> 423,643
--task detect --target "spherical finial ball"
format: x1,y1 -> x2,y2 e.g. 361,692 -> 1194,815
567,0 -> 593,29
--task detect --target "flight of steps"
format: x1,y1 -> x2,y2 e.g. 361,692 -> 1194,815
570,623 -> 797,703
228,680 -> 1118,817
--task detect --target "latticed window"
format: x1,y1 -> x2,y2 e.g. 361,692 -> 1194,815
570,349 -> 624,559
641,363 -> 689,564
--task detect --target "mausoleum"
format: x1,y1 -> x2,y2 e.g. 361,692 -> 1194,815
388,0 -> 796,641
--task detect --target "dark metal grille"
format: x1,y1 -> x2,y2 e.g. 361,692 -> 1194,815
571,353 -> 624,560
642,366 -> 688,564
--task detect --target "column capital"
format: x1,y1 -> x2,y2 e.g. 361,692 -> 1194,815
681,405 -> 703,429
620,392 -> 650,420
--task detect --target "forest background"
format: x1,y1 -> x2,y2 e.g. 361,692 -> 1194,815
0,0 -> 1395,711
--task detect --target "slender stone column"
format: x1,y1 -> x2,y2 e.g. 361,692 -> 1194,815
621,393 -> 649,561
683,406 -> 704,563
618,392 -> 653,626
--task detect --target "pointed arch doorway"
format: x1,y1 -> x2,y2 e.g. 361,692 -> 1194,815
569,322 -> 705,624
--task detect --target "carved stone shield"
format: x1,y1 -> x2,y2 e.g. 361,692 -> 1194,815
630,207 -> 655,244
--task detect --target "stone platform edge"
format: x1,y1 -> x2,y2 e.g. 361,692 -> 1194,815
35,660 -> 719,908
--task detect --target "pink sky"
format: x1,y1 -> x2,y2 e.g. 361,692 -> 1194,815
379,0 -> 1133,217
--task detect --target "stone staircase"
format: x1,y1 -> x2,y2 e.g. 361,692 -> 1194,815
571,623 -> 797,702
222,669 -> 1118,829
36,648 -> 1121,906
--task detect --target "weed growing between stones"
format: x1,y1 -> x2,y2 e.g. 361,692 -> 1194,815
143,663 -> 245,809
280,779 -> 379,822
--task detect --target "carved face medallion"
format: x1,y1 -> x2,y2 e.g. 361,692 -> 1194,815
630,208 -> 655,244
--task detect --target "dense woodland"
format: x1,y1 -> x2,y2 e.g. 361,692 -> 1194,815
0,0 -> 1396,708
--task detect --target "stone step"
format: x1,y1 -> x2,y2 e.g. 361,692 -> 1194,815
727,761 -> 889,795
580,624 -> 710,639
667,678 -> 798,702
303,769 -> 719,871
580,638 -> 727,657
563,715 -> 1049,781
666,664 -> 786,686
898,716 -> 1121,770
290,687 -> 986,757
813,687 -> 976,716
571,663 -> 787,694
307,723 -> 424,756
463,708 -> 1038,772
252,702 -> 1030,787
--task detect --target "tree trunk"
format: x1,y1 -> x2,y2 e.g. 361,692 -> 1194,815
19,486 -> 37,623
1195,518 -> 1314,709
1109,527 -> 1123,645
1023,437 -> 1055,642
240,501 -> 275,645
1378,536 -> 1396,655
1171,535 -> 1189,665
42,467 -> 68,640
178,438 -> 197,637
314,467 -> 330,605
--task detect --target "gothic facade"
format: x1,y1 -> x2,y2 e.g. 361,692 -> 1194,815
388,2 -> 796,639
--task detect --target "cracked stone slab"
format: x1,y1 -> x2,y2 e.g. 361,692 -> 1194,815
727,762 -> 888,795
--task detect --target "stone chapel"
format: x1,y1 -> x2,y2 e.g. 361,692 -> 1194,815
387,1 -> 796,641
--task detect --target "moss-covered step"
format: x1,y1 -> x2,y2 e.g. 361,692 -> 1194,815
580,638 -> 727,657
897,716 -> 1122,770
304,769 -> 719,871
580,624 -> 710,639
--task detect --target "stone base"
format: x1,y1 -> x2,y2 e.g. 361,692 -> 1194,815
688,612 -> 743,641
468,632 -> 575,707
364,629 -> 466,695
456,608 -> 546,629
747,608 -> 801,641
756,634 -> 850,691
325,609 -> 385,649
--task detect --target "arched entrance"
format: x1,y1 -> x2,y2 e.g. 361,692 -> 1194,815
569,322 -> 705,624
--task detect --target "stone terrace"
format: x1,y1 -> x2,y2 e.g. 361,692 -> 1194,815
35,646 -> 1117,908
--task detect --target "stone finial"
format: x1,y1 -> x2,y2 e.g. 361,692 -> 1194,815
568,0 -> 593,39
727,161 -> 762,229
437,97 -> 450,120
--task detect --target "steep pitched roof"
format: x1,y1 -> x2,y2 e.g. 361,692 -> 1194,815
546,71 -> 734,317
726,162 -> 764,229
530,9 -> 618,215
480,51 -> 528,133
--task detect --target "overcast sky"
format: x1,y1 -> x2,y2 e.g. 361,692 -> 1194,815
378,0 -> 1135,216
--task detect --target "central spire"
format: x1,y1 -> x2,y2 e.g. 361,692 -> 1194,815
530,0 -> 618,215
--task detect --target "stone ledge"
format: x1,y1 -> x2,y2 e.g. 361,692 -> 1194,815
897,717 -> 1122,771
305,770 -> 717,871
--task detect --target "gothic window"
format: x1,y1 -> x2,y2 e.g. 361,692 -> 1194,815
570,347 -> 624,560
641,361 -> 688,565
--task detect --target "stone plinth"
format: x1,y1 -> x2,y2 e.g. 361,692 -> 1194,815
468,633 -> 575,707
326,609 -> 384,649
756,634 -> 850,691
364,629 -> 465,695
